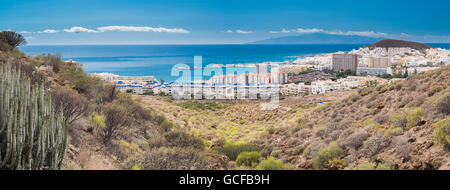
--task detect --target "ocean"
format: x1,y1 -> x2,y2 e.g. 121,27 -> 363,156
20,44 -> 450,82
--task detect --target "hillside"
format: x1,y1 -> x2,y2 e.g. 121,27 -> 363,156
253,66 -> 450,169
1,35 -> 213,170
368,39 -> 434,50
135,65 -> 450,170
249,33 -> 382,44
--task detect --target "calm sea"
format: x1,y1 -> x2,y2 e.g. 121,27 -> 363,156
20,44 -> 450,82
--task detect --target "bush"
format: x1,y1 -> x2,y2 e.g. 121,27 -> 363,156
222,141 -> 259,161
100,102 -> 133,143
385,127 -> 404,137
160,119 -> 174,132
0,31 -> 27,49
152,112 -> 167,125
163,130 -> 205,150
90,112 -> 106,129
121,147 -> 212,170
59,63 -> 103,96
314,126 -> 327,138
428,86 -> 443,97
406,107 -> 425,128
42,54 -> 63,73
119,140 -> 143,156
50,86 -> 91,126
312,142 -> 345,170
236,152 -> 262,167
303,141 -> 327,159
391,113 -> 407,128
355,162 -> 391,170
270,149 -> 282,158
340,130 -> 369,149
435,92 -> 450,116
374,113 -> 390,124
327,159 -> 347,170
362,135 -> 387,157
0,41 -> 11,51
256,157 -> 285,170
434,116 -> 450,149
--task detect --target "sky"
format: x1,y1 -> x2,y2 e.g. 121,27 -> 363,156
1,0 -> 449,45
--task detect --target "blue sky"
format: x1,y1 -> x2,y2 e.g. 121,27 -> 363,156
1,0 -> 449,45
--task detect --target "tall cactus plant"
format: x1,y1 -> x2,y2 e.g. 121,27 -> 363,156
0,63 -> 67,170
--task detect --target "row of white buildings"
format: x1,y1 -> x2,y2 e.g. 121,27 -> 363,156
282,76 -> 389,96
290,47 -> 450,77
153,64 -> 288,99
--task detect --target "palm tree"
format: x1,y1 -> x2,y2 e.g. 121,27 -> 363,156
0,30 -> 27,49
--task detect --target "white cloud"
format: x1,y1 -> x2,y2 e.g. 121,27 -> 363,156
400,33 -> 410,37
38,29 -> 58,34
294,28 -> 324,34
64,26 -> 99,33
235,30 -> 253,34
325,30 -> 388,38
270,28 -> 392,38
270,28 -> 323,34
96,26 -> 189,33
225,30 -> 233,33
21,25 -> 190,35
24,36 -> 34,40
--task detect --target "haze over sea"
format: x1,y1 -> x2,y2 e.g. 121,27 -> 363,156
20,44 -> 450,82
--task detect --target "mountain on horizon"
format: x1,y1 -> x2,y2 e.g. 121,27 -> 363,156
249,33 -> 383,44
368,39 -> 434,50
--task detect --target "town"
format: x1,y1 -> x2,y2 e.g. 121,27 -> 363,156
94,42 -> 450,99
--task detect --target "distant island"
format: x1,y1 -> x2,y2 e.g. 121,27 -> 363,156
249,33 -> 383,44
368,39 -> 434,50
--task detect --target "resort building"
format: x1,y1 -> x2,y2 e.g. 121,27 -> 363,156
332,53 -> 358,72
368,57 -> 391,68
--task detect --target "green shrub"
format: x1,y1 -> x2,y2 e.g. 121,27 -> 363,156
327,158 -> 347,170
303,141 -> 327,159
391,113 -> 407,128
121,147 -> 212,170
339,130 -> 369,149
178,100 -> 226,111
148,130 -> 206,150
435,92 -> 450,116
119,140 -> 143,156
314,126 -> 327,138
236,152 -> 262,167
428,86 -> 443,97
152,112 -> 167,125
90,112 -> 106,129
385,127 -> 404,137
312,142 -> 345,170
406,107 -> 425,128
355,162 -> 391,170
160,119 -> 174,132
270,149 -> 282,158
256,157 -> 285,170
223,141 -> 259,160
434,116 -> 450,149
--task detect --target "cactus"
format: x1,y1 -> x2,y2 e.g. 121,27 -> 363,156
0,63 -> 67,170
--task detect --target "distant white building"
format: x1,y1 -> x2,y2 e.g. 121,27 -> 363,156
357,67 -> 389,76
